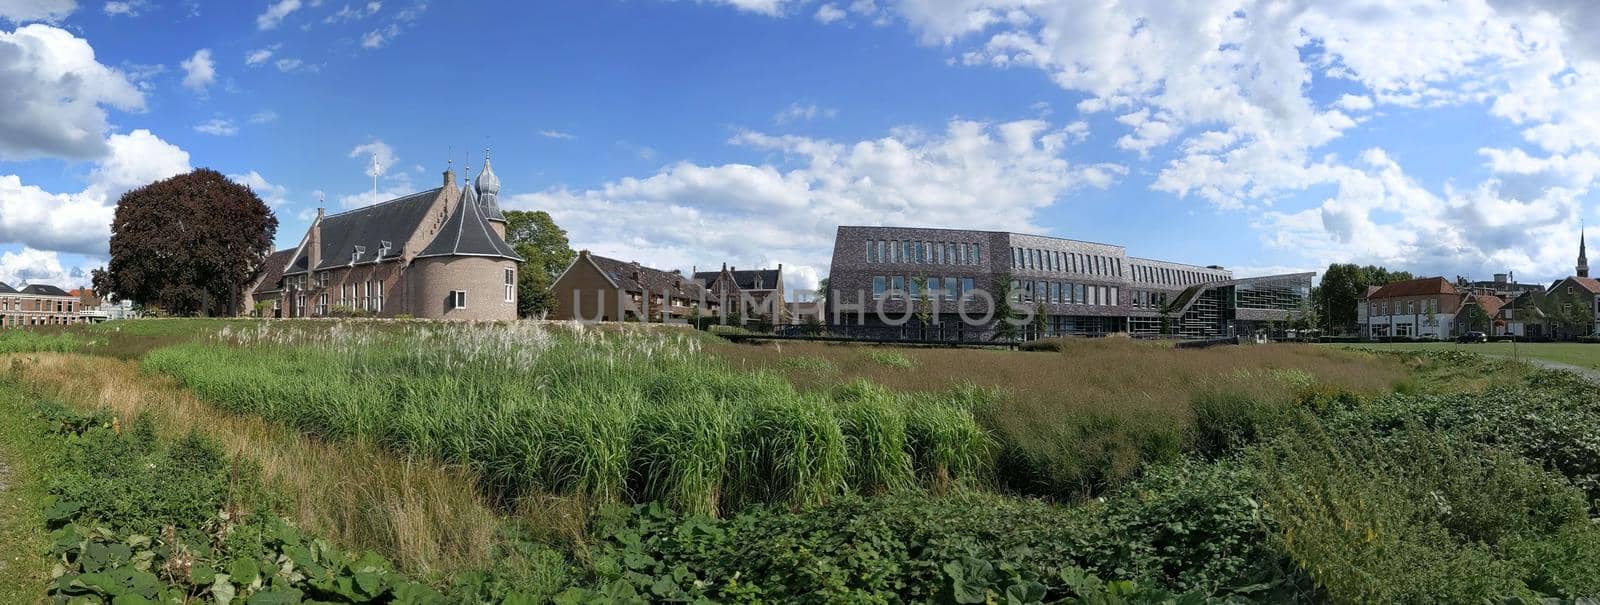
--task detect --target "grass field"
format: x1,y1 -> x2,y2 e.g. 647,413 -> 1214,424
1339,341 -> 1600,370
3,320 -> 1599,602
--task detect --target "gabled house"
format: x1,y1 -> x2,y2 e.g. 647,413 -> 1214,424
550,250 -> 718,322
1542,276 -> 1600,339
245,157 -> 523,320
693,264 -> 786,322
1453,291 -> 1505,337
1362,277 -> 1460,339
0,282 -> 82,327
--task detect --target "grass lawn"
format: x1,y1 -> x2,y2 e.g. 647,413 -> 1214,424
0,382 -> 57,605
1338,340 -> 1600,370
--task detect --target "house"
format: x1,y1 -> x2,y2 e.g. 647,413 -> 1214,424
1362,277 -> 1460,339
1497,290 -> 1547,339
245,157 -> 523,320
0,283 -> 83,327
693,264 -> 787,323
1542,276 -> 1600,339
549,250 -> 717,322
1453,291 -> 1505,337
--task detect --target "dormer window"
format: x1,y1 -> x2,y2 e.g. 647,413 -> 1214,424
378,240 -> 392,258
352,245 -> 367,265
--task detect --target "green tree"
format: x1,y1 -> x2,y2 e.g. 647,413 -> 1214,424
991,275 -> 1018,341
92,169 -> 278,316
1315,263 -> 1416,333
911,276 -> 932,333
502,210 -> 576,318
1033,301 -> 1049,339
1540,286 -> 1594,339
1463,303 -> 1489,333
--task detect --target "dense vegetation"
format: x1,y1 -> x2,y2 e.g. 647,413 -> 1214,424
3,322 -> 1599,603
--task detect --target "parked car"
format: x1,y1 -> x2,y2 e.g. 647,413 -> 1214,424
1457,331 -> 1488,343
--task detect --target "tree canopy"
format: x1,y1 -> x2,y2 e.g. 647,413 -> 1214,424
1313,263 -> 1416,333
92,168 -> 277,316
503,210 -> 576,318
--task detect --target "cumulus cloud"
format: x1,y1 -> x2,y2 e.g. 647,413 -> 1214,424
256,0 -> 300,29
228,170 -> 290,207
693,0 -> 794,17
179,48 -> 215,92
349,139 -> 397,177
193,118 -> 237,136
0,24 -> 144,160
102,0 -> 144,16
0,129 -> 190,257
0,0 -> 76,22
814,3 -> 845,23
505,119 -> 1122,291
244,46 -> 275,65
0,247 -> 87,289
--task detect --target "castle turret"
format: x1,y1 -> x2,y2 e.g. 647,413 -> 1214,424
475,150 -> 507,239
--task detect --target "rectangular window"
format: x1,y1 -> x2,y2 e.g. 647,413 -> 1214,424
1115,259 -> 1121,277
971,243 -> 980,265
960,278 -> 974,299
1109,287 -> 1118,306
1049,282 -> 1060,303
451,290 -> 467,309
891,275 -> 906,299
872,276 -> 886,300
1036,281 -> 1047,303
933,243 -> 943,265
505,268 -> 515,303
867,240 -> 878,263
927,277 -> 941,300
1075,284 -> 1085,305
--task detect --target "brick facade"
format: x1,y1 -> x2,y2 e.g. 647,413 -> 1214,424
0,285 -> 83,327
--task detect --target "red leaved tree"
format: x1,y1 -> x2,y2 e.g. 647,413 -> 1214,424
92,169 -> 278,316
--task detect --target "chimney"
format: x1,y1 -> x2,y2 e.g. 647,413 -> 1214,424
579,249 -> 590,258
308,208 -> 324,277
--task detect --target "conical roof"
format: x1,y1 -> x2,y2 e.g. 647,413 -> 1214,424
416,185 -> 523,261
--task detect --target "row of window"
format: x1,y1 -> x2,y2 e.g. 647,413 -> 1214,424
1013,280 -> 1120,307
335,279 -> 387,312
1130,290 -> 1170,309
865,240 -> 983,266
1011,247 -> 1122,278
1132,264 -> 1221,287
1370,298 -> 1440,316
870,276 -> 979,300
0,298 -> 75,313
0,314 -> 82,327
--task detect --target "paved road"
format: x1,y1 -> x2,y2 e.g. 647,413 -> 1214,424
1488,354 -> 1600,383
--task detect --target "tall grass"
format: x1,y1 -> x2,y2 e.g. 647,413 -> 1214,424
142,322 -> 988,516
0,329 -> 87,354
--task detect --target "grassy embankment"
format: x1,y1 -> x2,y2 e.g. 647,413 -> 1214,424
6,320 -> 1600,602
1343,340 -> 1600,370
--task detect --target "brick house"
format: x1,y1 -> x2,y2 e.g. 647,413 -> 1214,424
0,283 -> 84,327
693,264 -> 787,323
1362,277 -> 1461,339
245,159 -> 523,320
549,250 -> 717,322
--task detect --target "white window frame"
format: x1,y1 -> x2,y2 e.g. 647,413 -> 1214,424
451,290 -> 467,309
504,268 -> 515,303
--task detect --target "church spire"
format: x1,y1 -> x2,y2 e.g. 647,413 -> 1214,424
1579,224 -> 1589,278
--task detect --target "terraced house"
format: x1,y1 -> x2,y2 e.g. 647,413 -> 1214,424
0,283 -> 83,327
245,157 -> 523,320
826,225 -> 1312,339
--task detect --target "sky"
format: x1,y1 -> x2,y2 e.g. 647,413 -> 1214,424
5,0 -> 1600,295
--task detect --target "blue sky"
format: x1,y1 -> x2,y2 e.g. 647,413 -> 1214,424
5,0 -> 1600,293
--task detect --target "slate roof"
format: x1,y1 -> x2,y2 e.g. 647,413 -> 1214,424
589,254 -> 706,298
252,249 -> 297,293
286,189 -> 440,275
416,185 -> 523,261
693,268 -> 781,291
1366,277 -> 1458,299
20,284 -> 71,297
0,282 -> 15,294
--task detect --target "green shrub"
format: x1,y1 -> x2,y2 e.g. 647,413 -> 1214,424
862,348 -> 917,369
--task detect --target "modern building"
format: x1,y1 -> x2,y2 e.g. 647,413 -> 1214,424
0,283 -> 84,327
825,226 -> 1312,339
787,300 -> 823,325
245,157 -> 523,320
1361,277 -> 1461,339
549,250 -> 718,322
693,264 -> 787,323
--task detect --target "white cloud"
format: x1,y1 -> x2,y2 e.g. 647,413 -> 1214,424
540,130 -> 576,140
179,48 -> 215,92
102,0 -> 145,16
506,119 -> 1122,292
228,170 -> 290,207
695,0 -> 794,17
774,102 -> 838,124
194,118 -> 237,136
1335,94 -> 1375,112
249,110 -> 278,124
256,0 -> 300,29
0,247 -> 87,289
360,23 -> 398,48
244,46 -> 275,65
814,3 -> 845,23
0,24 -> 144,160
0,129 -> 190,257
349,139 -> 397,178
0,0 -> 75,22
324,1 -> 379,22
